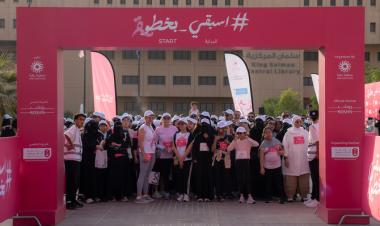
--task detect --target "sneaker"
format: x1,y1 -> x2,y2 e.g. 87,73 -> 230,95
305,199 -> 319,208
74,200 -> 84,208
197,198 -> 204,202
247,196 -> 256,204
85,198 -> 94,204
239,195 -> 245,203
143,195 -> 154,203
120,197 -> 129,202
177,194 -> 184,202
183,194 -> 190,202
303,198 -> 313,205
204,198 -> 211,202
135,196 -> 149,204
153,191 -> 163,199
287,198 -> 294,203
95,198 -> 101,202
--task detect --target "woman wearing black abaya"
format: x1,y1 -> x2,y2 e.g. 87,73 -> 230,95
249,118 -> 265,199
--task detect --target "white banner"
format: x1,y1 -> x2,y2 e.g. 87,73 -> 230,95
224,53 -> 253,117
311,74 -> 319,103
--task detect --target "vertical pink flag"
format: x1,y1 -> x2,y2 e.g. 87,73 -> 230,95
91,52 -> 117,120
365,82 -> 380,119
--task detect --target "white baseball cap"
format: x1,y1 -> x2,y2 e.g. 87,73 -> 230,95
201,118 -> 210,124
3,114 -> 13,120
186,117 -> 197,124
144,110 -> 155,117
282,118 -> 292,125
93,111 -> 105,119
236,127 -> 247,133
217,121 -> 226,128
177,117 -> 188,124
201,111 -> 211,118
239,119 -> 250,125
224,109 -> 234,115
172,115 -> 180,122
99,120 -> 108,125
121,113 -> 132,121
162,112 -> 171,118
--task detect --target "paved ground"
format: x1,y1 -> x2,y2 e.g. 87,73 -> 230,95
57,200 -> 380,226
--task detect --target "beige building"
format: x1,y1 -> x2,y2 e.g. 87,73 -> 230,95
1,0 -> 379,116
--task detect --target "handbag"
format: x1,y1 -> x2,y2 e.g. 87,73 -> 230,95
148,171 -> 160,185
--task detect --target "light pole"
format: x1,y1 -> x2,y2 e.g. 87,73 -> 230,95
79,50 -> 86,113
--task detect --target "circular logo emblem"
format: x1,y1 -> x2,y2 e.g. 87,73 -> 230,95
338,60 -> 351,73
31,60 -> 44,74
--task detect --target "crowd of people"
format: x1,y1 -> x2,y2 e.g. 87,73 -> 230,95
62,102 -> 321,210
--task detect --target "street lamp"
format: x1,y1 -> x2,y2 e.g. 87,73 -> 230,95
78,50 -> 86,114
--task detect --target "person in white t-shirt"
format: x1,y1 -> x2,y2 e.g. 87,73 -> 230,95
64,113 -> 86,210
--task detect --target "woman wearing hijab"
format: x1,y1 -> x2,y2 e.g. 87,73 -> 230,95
249,117 -> 265,199
1,114 -> 15,137
81,119 -> 103,204
282,115 -> 310,202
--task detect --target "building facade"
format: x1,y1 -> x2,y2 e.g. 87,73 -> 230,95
0,0 -> 379,115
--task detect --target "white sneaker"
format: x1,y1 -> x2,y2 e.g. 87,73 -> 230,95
120,197 -> 129,202
306,200 -> 319,208
239,195 -> 245,203
247,195 -> 256,204
135,196 -> 149,204
303,198 -> 313,205
177,194 -> 184,202
85,198 -> 94,204
183,194 -> 190,202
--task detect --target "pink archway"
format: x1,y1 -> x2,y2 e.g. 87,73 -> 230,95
15,7 -> 365,225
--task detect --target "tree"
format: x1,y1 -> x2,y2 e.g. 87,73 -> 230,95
275,88 -> 303,116
0,51 -> 17,117
262,97 -> 278,116
365,65 -> 380,83
310,95 -> 319,110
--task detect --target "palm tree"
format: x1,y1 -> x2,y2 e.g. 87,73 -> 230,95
0,51 -> 17,117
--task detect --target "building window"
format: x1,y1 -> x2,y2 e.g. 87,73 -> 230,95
343,0 -> 349,6
238,0 -> 244,6
304,51 -> 318,61
173,102 -> 188,114
14,0 -> 19,2
212,0 -> 217,5
160,0 -> 165,5
199,51 -> 216,60
148,51 -> 166,60
378,52 -> 380,61
371,0 -> 376,6
304,0 -> 310,6
122,50 -> 138,59
365,52 -> 370,62
303,77 -> 313,86
173,51 -> 191,60
149,102 -> 166,113
223,103 -> 234,111
199,103 -> 214,113
173,0 -> 178,5
173,76 -> 191,85
120,0 -> 126,4
122,75 -> 139,85
125,102 -> 139,113
357,0 -> 363,6
199,0 -> 204,5
370,23 -> 376,33
198,76 -> 216,86
94,0 -> 99,4
223,76 -> 229,86
147,0 -> 152,4
317,0 -> 323,6
225,0 -> 230,5
107,0 -> 113,4
98,51 -> 115,60
148,76 -> 166,85
133,0 -> 139,5
0,18 -> 5,28
186,0 -> 191,5
13,19 -> 16,29
330,0 -> 336,6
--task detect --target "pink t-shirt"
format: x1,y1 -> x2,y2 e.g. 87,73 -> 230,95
227,138 -> 259,160
154,125 -> 178,159
259,138 -> 282,169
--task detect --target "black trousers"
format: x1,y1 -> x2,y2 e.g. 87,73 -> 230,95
264,167 -> 286,201
176,161 -> 191,194
65,160 -> 81,203
95,168 -> 107,200
213,160 -> 224,197
196,152 -> 213,199
251,150 -> 266,198
309,159 -> 320,201
82,154 -> 97,200
107,156 -> 128,200
236,159 -> 251,197
124,158 -> 135,196
159,158 -> 173,193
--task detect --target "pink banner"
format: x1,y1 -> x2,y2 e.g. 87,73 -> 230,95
365,82 -> 380,119
91,52 -> 117,120
362,135 -> 380,221
0,137 -> 20,222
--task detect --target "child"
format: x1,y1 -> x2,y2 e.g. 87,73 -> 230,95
173,118 -> 194,202
227,127 -> 259,204
259,127 -> 286,204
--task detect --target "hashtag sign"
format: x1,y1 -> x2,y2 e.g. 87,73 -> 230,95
231,13 -> 249,32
